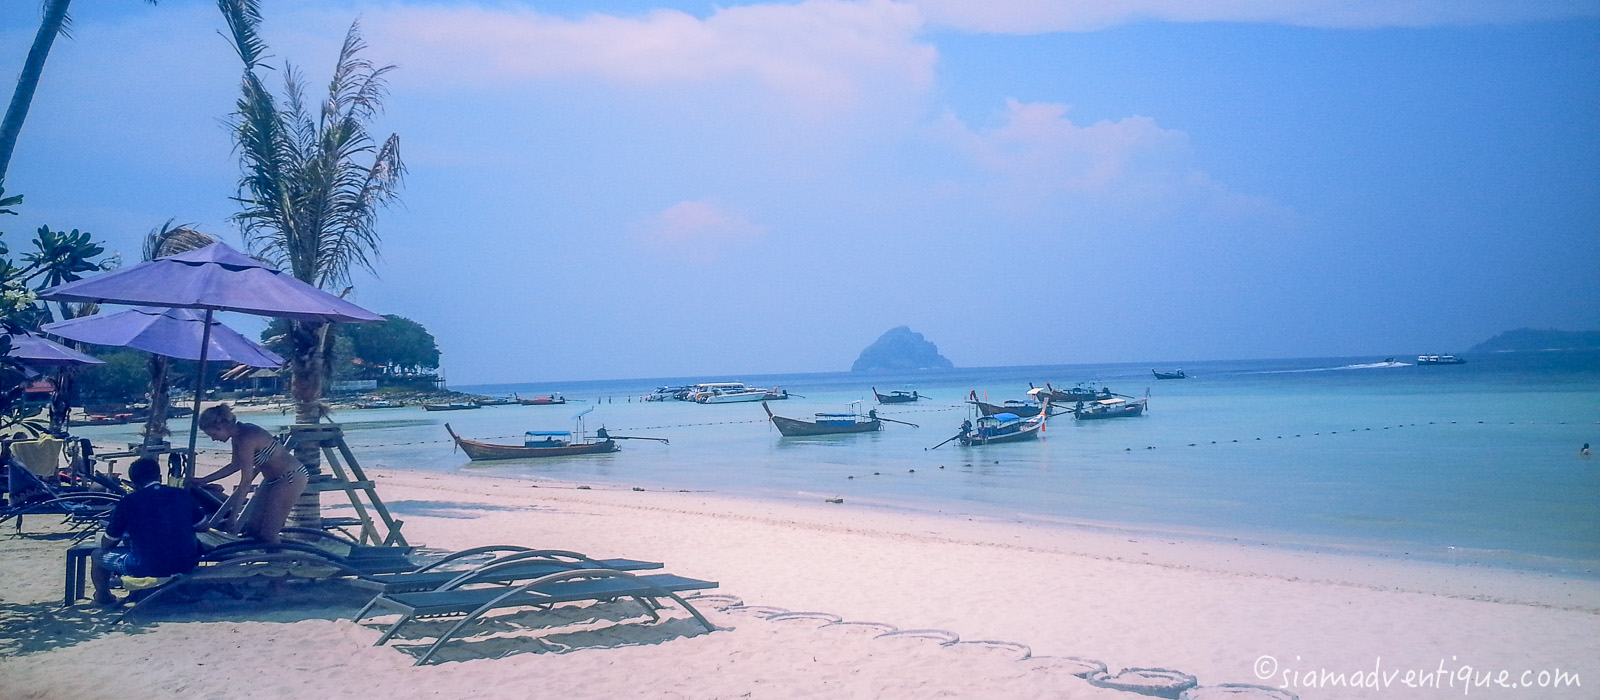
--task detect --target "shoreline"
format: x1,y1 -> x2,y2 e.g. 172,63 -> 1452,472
430,460 -> 1600,585
362,469 -> 1600,614
106,426 -> 1600,586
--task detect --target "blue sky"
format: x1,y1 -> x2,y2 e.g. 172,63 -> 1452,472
3,0 -> 1597,383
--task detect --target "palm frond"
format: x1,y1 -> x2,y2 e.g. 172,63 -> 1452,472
217,0 -> 269,70
142,219 -> 216,261
229,19 -> 403,290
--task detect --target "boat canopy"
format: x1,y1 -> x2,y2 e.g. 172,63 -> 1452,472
989,412 -> 1020,421
526,430 -> 572,437
1097,398 -> 1125,405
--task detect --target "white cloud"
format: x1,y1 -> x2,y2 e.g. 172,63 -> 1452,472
911,0 -> 1600,33
935,99 -> 1292,223
633,200 -> 767,259
363,0 -> 935,116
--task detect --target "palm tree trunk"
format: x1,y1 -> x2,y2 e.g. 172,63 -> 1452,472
0,0 -> 71,184
140,355 -> 171,448
286,319 -> 330,534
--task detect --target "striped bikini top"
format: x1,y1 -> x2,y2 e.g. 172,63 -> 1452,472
253,436 -> 284,468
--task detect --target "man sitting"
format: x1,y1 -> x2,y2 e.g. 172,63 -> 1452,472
91,457 -> 205,606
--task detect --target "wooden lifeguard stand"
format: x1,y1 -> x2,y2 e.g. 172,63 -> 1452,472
283,423 -> 406,546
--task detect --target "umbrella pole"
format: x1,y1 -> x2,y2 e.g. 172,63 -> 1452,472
185,310 -> 215,479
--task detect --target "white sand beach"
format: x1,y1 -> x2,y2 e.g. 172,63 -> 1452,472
2,468 -> 1596,699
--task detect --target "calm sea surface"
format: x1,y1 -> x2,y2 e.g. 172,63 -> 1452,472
80,352 -> 1600,575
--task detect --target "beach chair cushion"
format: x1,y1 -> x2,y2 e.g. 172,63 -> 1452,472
10,438 -> 64,478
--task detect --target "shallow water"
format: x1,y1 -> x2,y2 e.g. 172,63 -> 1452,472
80,351 -> 1600,575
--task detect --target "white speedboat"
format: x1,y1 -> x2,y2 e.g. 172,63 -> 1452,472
699,386 -> 785,403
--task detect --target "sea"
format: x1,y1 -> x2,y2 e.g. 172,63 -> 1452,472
77,351 -> 1600,577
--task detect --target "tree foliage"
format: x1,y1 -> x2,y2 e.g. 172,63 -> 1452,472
346,315 -> 439,372
75,348 -> 149,402
219,0 -> 404,423
262,313 -> 438,377
0,183 -> 110,434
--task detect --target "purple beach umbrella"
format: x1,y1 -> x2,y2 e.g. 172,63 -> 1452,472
36,242 -> 383,323
2,331 -> 104,366
37,241 -> 382,467
42,307 -> 283,368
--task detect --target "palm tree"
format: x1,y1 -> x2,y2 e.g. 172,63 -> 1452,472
218,0 -> 402,530
135,221 -> 215,447
219,0 -> 402,426
1,1 -> 158,184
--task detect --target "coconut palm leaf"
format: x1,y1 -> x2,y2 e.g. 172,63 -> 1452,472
219,5 -> 402,426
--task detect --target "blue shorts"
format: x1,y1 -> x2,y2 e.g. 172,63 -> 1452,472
98,548 -> 136,575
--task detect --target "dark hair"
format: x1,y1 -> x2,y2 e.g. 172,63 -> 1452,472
128,457 -> 162,486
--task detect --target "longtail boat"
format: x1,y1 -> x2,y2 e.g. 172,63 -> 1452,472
444,423 -> 616,460
957,402 -> 1049,446
763,402 -> 883,437
422,402 -> 480,411
872,387 -> 922,404
515,394 -> 567,405
1028,383 -> 1113,403
1152,369 -> 1187,380
1072,396 -> 1147,420
967,390 -> 1061,418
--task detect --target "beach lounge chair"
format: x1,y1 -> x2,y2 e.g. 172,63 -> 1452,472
111,547 -> 387,619
352,547 -> 664,594
2,461 -> 121,537
355,567 -> 720,665
68,529 -> 398,608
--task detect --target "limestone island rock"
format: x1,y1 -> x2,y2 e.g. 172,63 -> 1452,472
851,326 -> 954,372
1469,328 -> 1600,353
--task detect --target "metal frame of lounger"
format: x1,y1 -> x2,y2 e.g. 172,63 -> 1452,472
2,492 -> 121,538
356,568 -> 719,666
355,549 -> 664,593
206,533 -> 413,558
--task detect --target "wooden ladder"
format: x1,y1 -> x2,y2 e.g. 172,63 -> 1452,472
283,424 -> 407,546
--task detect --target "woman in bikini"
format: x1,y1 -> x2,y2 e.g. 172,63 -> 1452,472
190,404 -> 308,544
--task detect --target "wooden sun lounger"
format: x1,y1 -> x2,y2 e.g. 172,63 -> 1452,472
356,568 -> 719,665
352,548 -> 664,593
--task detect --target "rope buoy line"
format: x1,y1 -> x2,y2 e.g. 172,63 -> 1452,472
677,593 -> 1275,696
1145,418 -> 1575,453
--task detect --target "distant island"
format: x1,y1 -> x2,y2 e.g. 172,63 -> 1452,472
1469,328 -> 1600,353
851,326 -> 954,372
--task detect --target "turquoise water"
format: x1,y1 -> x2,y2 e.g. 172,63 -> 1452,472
79,352 -> 1600,575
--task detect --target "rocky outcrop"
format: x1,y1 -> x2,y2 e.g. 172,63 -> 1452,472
1469,328 -> 1600,353
851,326 -> 953,372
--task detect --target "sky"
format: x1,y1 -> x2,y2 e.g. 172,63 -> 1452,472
2,0 -> 1597,384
